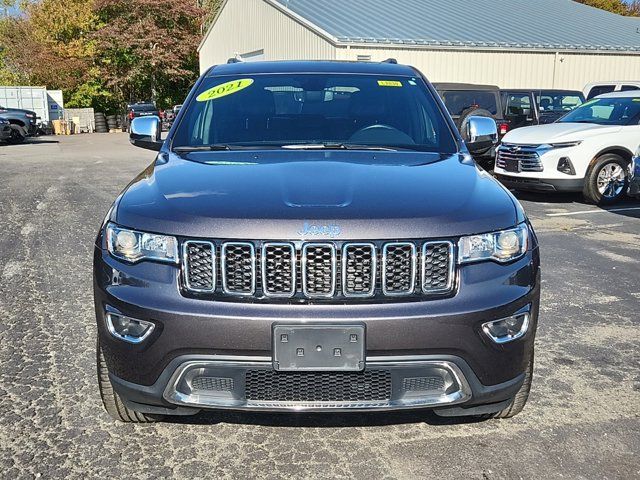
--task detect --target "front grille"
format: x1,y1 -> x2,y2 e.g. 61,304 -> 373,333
497,144 -> 543,172
422,242 -> 454,293
221,242 -> 255,295
302,243 -> 336,297
342,243 -> 376,297
183,241 -> 215,292
245,370 -> 392,402
262,243 -> 296,297
382,243 -> 416,295
182,239 -> 455,301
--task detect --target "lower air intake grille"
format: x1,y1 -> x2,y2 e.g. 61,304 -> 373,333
402,376 -> 445,392
191,376 -> 234,392
245,370 -> 392,402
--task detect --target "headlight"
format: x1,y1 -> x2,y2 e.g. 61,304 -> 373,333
106,223 -> 178,264
458,224 -> 529,264
539,141 -> 582,150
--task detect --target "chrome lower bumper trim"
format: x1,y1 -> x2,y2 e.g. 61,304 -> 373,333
163,357 -> 472,412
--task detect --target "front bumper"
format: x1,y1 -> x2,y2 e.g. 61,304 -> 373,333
94,240 -> 540,414
495,174 -> 583,192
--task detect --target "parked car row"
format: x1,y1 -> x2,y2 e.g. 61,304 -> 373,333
0,105 -> 39,144
495,90 -> 640,204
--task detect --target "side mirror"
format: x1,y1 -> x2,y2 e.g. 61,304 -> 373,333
130,116 -> 162,151
465,116 -> 498,154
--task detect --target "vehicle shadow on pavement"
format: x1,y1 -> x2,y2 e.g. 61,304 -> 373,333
512,190 -> 640,219
161,410 -> 489,427
1,139 -> 60,147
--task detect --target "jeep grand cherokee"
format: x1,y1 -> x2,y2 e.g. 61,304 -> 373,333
94,60 -> 540,423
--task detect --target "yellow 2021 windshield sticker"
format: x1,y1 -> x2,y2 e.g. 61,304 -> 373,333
196,78 -> 254,102
378,80 -> 403,87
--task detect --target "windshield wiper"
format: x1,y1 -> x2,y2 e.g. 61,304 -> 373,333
173,144 -> 232,152
282,143 -> 398,151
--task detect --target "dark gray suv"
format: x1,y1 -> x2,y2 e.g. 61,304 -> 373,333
94,60 -> 540,423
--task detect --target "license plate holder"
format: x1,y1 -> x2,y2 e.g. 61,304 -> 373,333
504,158 -> 521,173
272,324 -> 365,372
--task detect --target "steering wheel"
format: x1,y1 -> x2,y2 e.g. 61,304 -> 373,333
348,124 -> 415,145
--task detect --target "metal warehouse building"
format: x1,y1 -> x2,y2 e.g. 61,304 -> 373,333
199,0 -> 640,91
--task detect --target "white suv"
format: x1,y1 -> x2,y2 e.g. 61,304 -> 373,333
494,91 -> 640,204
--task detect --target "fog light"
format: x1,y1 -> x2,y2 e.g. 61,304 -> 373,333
482,312 -> 529,344
106,312 -> 155,344
557,157 -> 576,175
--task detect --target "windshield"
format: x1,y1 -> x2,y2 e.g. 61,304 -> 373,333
537,91 -> 584,114
439,90 -> 498,116
558,97 -> 640,126
172,74 -> 457,153
130,104 -> 156,112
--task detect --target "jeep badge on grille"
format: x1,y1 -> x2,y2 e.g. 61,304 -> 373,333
298,222 -> 341,238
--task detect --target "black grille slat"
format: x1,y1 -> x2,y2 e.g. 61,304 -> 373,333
245,370 -> 392,402
343,244 -> 376,297
383,243 -> 416,295
422,242 -> 453,293
222,243 -> 255,295
302,244 -> 336,297
262,243 -> 296,297
184,241 -> 215,292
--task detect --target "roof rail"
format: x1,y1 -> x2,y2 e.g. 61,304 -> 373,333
382,58 -> 398,64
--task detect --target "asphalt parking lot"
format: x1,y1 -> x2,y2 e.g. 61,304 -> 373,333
0,134 -> 638,479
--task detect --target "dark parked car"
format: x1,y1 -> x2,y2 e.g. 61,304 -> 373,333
0,117 -> 12,142
433,83 -> 508,168
0,105 -> 38,143
501,89 -> 585,130
95,60 -> 540,423
125,102 -> 160,131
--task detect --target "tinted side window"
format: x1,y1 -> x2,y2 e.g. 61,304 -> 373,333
440,91 -> 498,116
587,85 -> 615,100
621,85 -> 640,92
504,93 -> 532,117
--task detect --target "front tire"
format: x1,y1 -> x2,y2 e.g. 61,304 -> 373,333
477,351 -> 534,420
97,337 -> 160,423
583,154 -> 628,205
7,126 -> 25,144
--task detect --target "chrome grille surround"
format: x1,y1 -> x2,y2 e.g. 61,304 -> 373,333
182,239 -> 455,300
221,242 -> 256,296
382,242 -> 417,296
342,243 -> 377,298
261,242 -> 296,298
422,241 -> 455,293
302,243 -> 337,298
182,240 -> 216,293
496,143 -> 544,172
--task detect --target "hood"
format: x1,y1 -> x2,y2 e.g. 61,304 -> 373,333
114,151 -> 520,240
502,122 -> 621,144
0,106 -> 36,116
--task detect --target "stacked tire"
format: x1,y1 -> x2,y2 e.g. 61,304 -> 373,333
94,112 -> 109,133
106,115 -> 118,131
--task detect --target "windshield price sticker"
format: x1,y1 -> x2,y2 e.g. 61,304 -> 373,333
378,80 -> 403,87
196,79 -> 254,102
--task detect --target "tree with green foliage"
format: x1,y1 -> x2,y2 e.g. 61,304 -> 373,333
93,0 -> 205,108
574,0 -> 640,16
